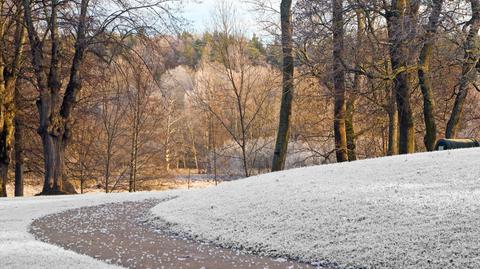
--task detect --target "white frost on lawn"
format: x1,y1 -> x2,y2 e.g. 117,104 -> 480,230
151,149 -> 480,269
0,191 -> 174,269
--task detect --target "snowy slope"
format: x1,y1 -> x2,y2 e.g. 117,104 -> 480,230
151,148 -> 480,269
0,192 -> 176,269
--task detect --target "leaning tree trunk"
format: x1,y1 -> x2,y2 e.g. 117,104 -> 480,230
418,0 -> 443,151
272,0 -> 294,171
446,0 -> 480,138
332,0 -> 348,162
388,0 -> 418,154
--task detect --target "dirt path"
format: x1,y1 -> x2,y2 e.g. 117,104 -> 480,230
30,200 -> 324,269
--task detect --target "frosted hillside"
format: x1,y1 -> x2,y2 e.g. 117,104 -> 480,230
151,148 -> 480,269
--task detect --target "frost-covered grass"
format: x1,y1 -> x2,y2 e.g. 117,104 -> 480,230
0,191 -> 176,269
3,149 -> 480,269
151,149 -> 480,269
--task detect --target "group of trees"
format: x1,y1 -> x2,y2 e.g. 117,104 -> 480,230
0,0 -> 178,196
273,0 -> 480,166
1,0 -> 480,197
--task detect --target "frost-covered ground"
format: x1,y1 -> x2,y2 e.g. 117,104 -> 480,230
3,149 -> 480,269
0,192 -> 176,269
151,148 -> 480,269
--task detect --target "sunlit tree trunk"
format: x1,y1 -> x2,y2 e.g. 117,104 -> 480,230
346,9 -> 366,161
0,4 -> 26,197
387,85 -> 399,155
446,0 -> 480,138
272,0 -> 294,171
23,0 -> 89,194
333,0 -> 348,162
387,0 -> 419,154
418,0 -> 443,150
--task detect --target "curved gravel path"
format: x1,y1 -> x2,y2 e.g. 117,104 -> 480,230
30,199 -> 321,269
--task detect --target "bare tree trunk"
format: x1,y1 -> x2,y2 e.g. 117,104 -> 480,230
0,48 -> 8,197
241,144 -> 249,177
387,0 -> 418,154
346,9 -> 366,162
53,137 -> 66,193
129,86 -> 140,192
206,115 -> 213,174
188,125 -> 199,171
129,141 -> 138,193
272,0 -> 294,171
43,0 -> 64,194
0,0 -> 5,197
105,141 -> 111,193
23,0 -> 89,195
14,86 -> 24,197
234,75 -> 249,177
80,166 -> 84,194
446,0 -> 480,138
345,94 -> 357,161
332,0 -> 348,162
0,163 -> 7,196
129,116 -> 139,192
165,105 -> 172,171
0,5 -> 26,197
418,0 -> 443,150
387,85 -> 399,155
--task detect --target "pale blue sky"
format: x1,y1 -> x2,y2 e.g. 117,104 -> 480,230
181,0 -> 280,35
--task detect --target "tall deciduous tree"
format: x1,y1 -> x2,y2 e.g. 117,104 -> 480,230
14,83 -> 26,196
386,83 -> 399,156
332,0 -> 348,162
346,7 -> 367,161
418,0 -> 443,151
22,0 -> 176,194
22,0 -> 90,194
446,0 -> 480,138
272,0 -> 294,171
387,0 -> 419,154
0,2 -> 26,197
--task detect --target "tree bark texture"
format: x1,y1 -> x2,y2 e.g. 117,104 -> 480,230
14,85 -> 25,197
346,9 -> 366,162
0,4 -> 26,197
387,85 -> 399,156
333,0 -> 349,162
272,0 -> 294,171
387,0 -> 419,154
418,0 -> 443,151
446,0 -> 480,138
23,0 -> 89,194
